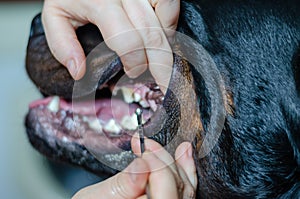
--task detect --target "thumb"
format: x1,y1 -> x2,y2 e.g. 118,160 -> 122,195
72,158 -> 149,199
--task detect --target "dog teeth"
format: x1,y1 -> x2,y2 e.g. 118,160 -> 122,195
139,100 -> 150,108
47,96 -> 60,113
133,92 -> 142,102
153,85 -> 160,90
121,87 -> 134,103
120,115 -> 138,130
86,117 -> 103,133
104,119 -> 121,134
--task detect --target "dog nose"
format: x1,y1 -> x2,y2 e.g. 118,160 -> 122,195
29,13 -> 44,38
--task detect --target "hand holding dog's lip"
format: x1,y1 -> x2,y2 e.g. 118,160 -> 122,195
26,13 -> 226,173
25,1 -> 300,198
41,0 -> 179,95
72,140 -> 197,199
26,17 -> 171,99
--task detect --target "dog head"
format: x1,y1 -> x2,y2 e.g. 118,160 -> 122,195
25,1 -> 300,197
25,13 -> 214,175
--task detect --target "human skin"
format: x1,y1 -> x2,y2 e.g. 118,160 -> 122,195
72,138 -> 197,199
42,0 -> 180,94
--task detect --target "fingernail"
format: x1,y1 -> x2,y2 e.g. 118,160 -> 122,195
187,144 -> 193,158
67,59 -> 77,79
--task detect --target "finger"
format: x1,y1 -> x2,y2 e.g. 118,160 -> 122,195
136,195 -> 147,199
72,158 -> 149,199
149,0 -> 180,39
89,3 -> 148,78
142,150 -> 179,199
42,5 -> 86,80
177,164 -> 196,199
175,142 -> 198,189
122,0 -> 173,94
131,134 -> 186,197
131,134 -> 178,174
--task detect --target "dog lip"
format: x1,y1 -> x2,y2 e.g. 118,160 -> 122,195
27,90 -> 168,152
26,103 -> 133,152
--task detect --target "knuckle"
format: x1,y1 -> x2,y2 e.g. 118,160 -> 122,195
124,38 -> 144,54
145,29 -> 165,47
109,34 -> 144,56
110,175 -> 130,199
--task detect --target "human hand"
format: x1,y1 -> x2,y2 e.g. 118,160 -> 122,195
42,0 -> 180,94
131,137 -> 198,198
72,138 -> 197,199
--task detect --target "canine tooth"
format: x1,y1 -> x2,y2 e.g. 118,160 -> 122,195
133,93 -> 142,102
47,96 -> 60,113
139,100 -> 150,108
121,87 -> 134,103
104,119 -> 121,134
120,115 -> 138,130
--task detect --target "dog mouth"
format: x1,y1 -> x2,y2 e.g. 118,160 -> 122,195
25,18 -> 202,173
25,15 -> 227,175
27,69 -> 166,156
25,18 -> 178,172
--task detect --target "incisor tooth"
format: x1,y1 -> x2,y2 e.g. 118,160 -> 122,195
121,87 -> 134,103
133,92 -> 142,102
104,119 -> 121,134
47,96 -> 60,113
120,115 -> 138,130
139,100 -> 150,108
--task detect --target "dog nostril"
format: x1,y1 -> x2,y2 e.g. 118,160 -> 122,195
29,13 -> 44,38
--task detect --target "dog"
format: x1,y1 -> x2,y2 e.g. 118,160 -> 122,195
25,0 -> 300,198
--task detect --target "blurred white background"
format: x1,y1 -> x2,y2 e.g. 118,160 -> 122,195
0,2 -> 84,199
